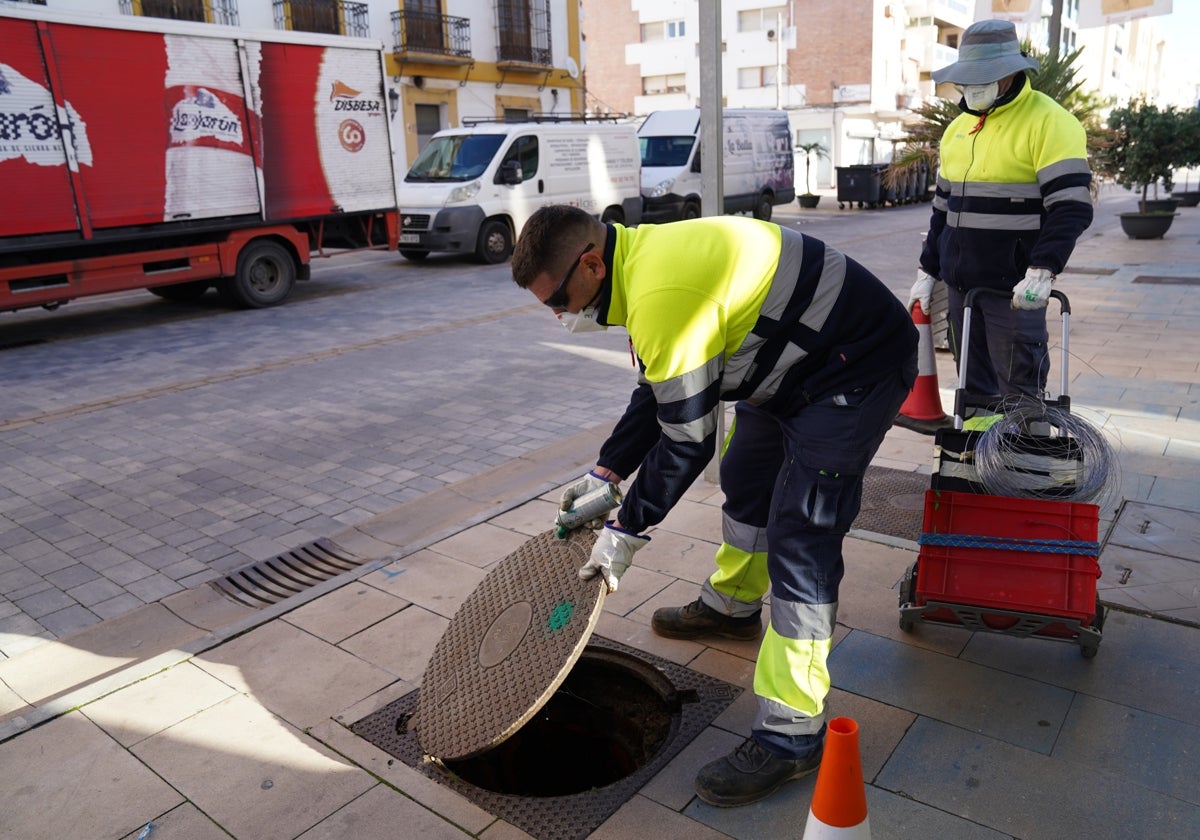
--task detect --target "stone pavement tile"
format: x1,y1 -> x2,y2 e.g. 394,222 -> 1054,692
194,620 -> 394,730
961,609 -> 1200,727
131,694 -> 374,840
830,630 -> 1075,754
876,716 -> 1200,839
282,580 -> 407,644
594,611 -> 706,668
119,802 -> 228,840
488,497 -> 563,537
478,819 -> 536,840
1107,499 -> 1200,555
0,681 -> 29,719
654,498 -> 724,545
641,724 -> 742,812
591,794 -> 730,840
427,522 -> 533,569
359,548 -> 478,621
296,782 -> 474,839
307,716 -> 497,836
0,712 -> 182,839
38,603 -> 101,637
0,602 -> 204,707
338,604 -> 449,684
160,585 -> 259,632
859,787 -> 1011,840
602,564 -> 675,620
1054,693 -> 1200,804
683,767 -> 815,838
839,538 -> 968,654
84,660 -> 237,747
634,527 -> 721,587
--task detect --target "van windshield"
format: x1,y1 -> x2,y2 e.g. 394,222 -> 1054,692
640,135 -> 695,167
406,134 -> 505,181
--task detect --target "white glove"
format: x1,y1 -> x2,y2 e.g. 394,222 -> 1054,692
578,522 -> 650,592
1012,268 -> 1053,310
908,270 -> 937,315
558,470 -> 611,532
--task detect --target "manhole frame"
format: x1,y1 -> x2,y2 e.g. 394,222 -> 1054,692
351,635 -> 742,840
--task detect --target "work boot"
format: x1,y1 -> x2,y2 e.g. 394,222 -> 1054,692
694,737 -> 822,807
651,599 -> 762,641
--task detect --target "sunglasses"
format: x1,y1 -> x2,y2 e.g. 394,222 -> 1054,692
543,243 -> 594,308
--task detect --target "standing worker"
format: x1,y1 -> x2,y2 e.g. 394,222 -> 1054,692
512,205 -> 917,807
910,19 -> 1092,400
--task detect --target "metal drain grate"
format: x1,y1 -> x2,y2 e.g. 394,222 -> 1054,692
352,636 -> 741,840
209,538 -> 365,608
853,466 -> 930,542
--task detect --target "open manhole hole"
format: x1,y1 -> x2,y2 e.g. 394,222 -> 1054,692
352,636 -> 740,840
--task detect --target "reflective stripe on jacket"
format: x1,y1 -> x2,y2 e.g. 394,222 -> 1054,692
920,75 -> 1093,291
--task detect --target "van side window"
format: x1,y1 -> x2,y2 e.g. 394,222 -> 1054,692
691,140 -> 701,173
498,135 -> 539,183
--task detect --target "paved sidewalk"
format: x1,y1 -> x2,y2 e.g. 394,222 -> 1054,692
1,194 -> 1198,838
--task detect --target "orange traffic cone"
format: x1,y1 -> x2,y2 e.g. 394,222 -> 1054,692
801,717 -> 871,840
894,302 -> 950,435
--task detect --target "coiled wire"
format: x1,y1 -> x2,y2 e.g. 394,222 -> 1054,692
973,395 -> 1118,507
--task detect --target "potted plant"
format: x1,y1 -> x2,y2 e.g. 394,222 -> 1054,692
1102,99 -> 1185,238
796,142 -> 827,208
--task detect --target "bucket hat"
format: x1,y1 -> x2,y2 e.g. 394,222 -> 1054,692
932,20 -> 1039,85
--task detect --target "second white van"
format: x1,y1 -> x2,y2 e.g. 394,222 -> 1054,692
397,119 -> 642,263
638,109 -> 795,223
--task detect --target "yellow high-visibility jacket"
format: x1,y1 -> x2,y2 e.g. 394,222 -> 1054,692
920,74 -> 1093,291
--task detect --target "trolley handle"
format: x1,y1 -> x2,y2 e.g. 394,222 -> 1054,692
956,288 -> 1071,430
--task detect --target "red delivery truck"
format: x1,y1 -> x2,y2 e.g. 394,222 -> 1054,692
0,7 -> 400,313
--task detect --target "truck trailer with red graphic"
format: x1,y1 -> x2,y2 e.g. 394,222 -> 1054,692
0,7 -> 400,314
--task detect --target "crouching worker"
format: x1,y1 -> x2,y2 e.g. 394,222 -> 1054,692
512,205 -> 917,807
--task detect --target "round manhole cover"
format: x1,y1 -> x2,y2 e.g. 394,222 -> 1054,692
415,528 -> 606,761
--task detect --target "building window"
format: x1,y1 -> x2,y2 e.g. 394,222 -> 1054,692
642,73 -> 686,96
640,22 -> 664,42
666,19 -> 685,39
737,6 -> 786,33
737,66 -> 778,89
119,0 -> 240,25
497,0 -> 552,66
273,0 -> 370,38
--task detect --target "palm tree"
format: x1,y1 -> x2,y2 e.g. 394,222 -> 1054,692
796,142 -> 828,195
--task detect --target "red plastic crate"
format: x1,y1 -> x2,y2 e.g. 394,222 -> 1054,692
915,490 -> 1101,628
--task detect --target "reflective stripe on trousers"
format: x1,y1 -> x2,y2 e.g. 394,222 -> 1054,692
704,361 -> 915,758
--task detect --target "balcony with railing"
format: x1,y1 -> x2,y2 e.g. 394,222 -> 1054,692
273,0 -> 369,39
119,0 -> 240,26
496,0 -> 552,70
391,9 -> 472,65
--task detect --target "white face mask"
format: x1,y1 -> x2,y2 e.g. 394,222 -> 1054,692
963,82 -> 999,112
558,306 -> 607,333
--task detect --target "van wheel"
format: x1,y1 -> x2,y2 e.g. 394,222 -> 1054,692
224,240 -> 296,308
753,193 -> 773,221
475,219 -> 513,264
149,280 -> 210,302
681,201 -> 701,220
400,248 -> 429,261
601,207 -> 624,224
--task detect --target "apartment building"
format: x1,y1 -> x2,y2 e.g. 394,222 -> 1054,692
6,0 -> 587,167
581,0 -> 972,189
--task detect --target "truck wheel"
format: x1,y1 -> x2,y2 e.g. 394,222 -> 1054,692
601,207 -> 624,224
400,248 -> 429,261
475,219 -> 513,264
753,193 -> 773,221
226,240 -> 295,308
148,280 -> 210,302
681,201 -> 701,220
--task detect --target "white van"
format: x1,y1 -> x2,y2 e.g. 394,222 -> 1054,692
397,119 -> 642,263
638,109 -> 795,223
